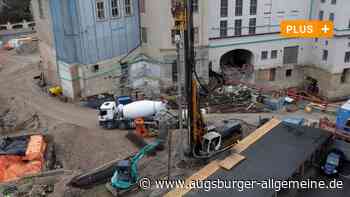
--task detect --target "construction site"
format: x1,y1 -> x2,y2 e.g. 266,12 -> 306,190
0,0 -> 350,197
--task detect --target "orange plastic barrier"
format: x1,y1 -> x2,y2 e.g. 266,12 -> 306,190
0,135 -> 46,183
24,135 -> 46,161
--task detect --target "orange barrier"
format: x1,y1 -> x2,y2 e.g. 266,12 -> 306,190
0,135 -> 46,183
24,135 -> 46,161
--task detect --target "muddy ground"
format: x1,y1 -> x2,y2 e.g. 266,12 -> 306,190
0,49 -> 337,197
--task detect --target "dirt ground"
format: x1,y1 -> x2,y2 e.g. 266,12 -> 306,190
0,49 -> 140,196
0,49 -> 338,197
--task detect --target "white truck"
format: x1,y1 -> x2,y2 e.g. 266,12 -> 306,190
98,100 -> 167,129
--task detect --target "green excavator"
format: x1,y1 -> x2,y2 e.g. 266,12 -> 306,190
106,141 -> 160,196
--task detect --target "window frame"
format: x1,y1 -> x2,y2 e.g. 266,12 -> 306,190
248,18 -> 256,35
220,0 -> 228,18
124,0 -> 133,17
235,0 -> 243,17
329,13 -> 335,22
345,51 -> 350,63
286,69 -> 292,77
271,50 -> 278,59
322,50 -> 328,61
319,10 -> 324,20
234,19 -> 242,36
331,0 -> 336,5
141,27 -> 148,43
220,20 -> 228,37
111,0 -> 121,19
250,0 -> 257,15
96,0 -> 106,21
261,51 -> 268,60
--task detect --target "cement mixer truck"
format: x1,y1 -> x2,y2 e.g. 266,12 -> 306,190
98,98 -> 167,129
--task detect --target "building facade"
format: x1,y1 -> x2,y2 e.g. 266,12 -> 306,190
31,0 -> 140,98
139,0 -> 210,85
208,0 -> 350,100
31,0 -> 350,100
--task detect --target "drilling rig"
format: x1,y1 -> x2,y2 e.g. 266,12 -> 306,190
172,0 -> 242,158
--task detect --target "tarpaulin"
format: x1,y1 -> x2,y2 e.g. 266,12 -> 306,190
0,135 -> 46,183
0,136 -> 29,156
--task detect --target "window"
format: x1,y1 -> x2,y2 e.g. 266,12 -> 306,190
235,0 -> 243,16
111,0 -> 120,18
220,0 -> 228,17
92,65 -> 99,72
283,46 -> 299,64
261,51 -> 268,60
249,18 -> 256,35
286,69 -> 292,77
319,10 -> 324,20
194,27 -> 199,44
141,27 -> 147,43
124,0 -> 133,16
348,20 -> 350,29
193,0 -> 199,13
172,61 -> 178,82
271,50 -> 278,59
329,13 -> 335,22
140,0 -> 145,13
345,51 -> 350,63
38,0 -> 44,19
341,68 -> 350,83
269,68 -> 276,81
250,0 -> 257,15
171,29 -> 180,44
321,0 -> 325,3
234,19 -> 242,36
322,50 -> 328,61
220,20 -> 228,37
96,0 -> 106,20
331,0 -> 336,5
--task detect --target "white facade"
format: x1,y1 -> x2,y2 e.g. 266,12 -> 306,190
140,0 -> 209,84
206,0 -> 350,99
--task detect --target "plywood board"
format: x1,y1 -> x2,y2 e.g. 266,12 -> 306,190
164,161 -> 220,197
219,153 -> 246,170
234,118 -> 281,153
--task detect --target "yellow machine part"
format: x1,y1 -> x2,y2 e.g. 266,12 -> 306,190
48,86 -> 63,96
191,80 -> 206,145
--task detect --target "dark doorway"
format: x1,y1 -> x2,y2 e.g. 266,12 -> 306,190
220,49 -> 254,69
220,49 -> 254,82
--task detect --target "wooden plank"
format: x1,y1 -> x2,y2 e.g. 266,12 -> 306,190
164,161 -> 220,197
165,118 -> 281,197
219,153 -> 246,170
234,118 -> 281,153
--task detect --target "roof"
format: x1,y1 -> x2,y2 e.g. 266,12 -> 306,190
100,101 -> 116,110
185,123 -> 331,197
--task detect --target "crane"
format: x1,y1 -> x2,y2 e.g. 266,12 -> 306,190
173,0 -> 242,158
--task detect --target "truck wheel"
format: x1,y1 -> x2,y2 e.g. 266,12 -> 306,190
118,122 -> 127,130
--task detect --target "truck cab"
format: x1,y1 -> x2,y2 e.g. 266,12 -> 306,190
98,101 -> 118,129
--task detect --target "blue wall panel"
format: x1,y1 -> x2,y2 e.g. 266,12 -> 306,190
50,0 -> 140,65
